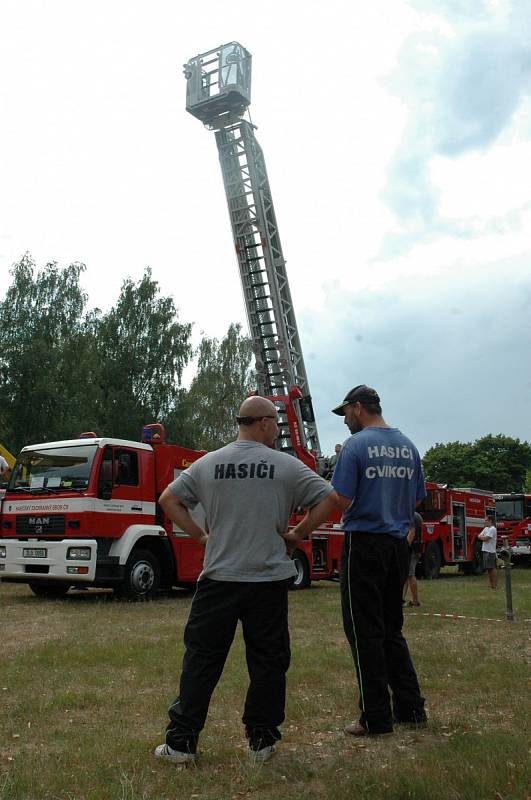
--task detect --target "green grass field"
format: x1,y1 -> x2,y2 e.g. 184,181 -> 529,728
1,568 -> 530,800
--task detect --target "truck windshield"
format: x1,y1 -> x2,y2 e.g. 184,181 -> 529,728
8,445 -> 98,492
495,498 -> 524,521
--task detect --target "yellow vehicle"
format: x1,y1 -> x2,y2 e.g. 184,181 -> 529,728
0,444 -> 15,475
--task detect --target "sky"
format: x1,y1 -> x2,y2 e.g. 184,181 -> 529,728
1,0 -> 530,456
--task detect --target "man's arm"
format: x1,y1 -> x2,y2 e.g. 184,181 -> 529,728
159,487 -> 208,547
478,528 -> 494,542
283,490 -> 344,555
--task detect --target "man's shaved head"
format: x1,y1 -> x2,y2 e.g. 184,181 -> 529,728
237,396 -> 279,446
238,396 -> 278,418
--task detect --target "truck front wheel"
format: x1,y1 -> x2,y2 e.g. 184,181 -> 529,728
118,549 -> 161,600
29,581 -> 70,598
289,549 -> 311,590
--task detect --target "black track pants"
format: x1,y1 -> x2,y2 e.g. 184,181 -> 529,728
165,577 -> 291,753
340,532 -> 426,733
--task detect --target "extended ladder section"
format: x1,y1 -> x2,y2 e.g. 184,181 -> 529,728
184,43 -> 320,456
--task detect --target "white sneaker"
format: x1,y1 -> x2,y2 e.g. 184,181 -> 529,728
249,744 -> 276,764
154,743 -> 196,765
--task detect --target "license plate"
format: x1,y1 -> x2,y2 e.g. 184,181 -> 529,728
23,548 -> 47,558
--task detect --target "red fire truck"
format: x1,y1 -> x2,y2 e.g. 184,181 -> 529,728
494,493 -> 531,563
416,483 -> 496,578
0,399 -> 342,598
0,424 -> 204,598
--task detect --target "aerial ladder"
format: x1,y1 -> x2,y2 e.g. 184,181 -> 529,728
184,43 -> 321,466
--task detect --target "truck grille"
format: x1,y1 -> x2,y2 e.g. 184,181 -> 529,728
15,515 -> 66,535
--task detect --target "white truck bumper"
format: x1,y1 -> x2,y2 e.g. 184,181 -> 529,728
0,539 -> 97,582
511,541 -> 531,557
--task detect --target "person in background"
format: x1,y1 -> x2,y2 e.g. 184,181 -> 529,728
478,514 -> 497,589
403,511 -> 423,607
323,444 -> 342,480
329,443 -> 342,470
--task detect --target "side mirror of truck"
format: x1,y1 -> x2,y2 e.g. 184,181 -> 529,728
98,482 -> 112,501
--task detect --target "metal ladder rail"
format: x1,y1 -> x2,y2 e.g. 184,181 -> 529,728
215,125 -> 282,390
241,121 -> 320,454
215,122 -> 297,453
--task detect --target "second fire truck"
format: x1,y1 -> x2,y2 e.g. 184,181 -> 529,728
416,482 -> 496,578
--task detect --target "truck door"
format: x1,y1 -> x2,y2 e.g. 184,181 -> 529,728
451,503 -> 466,561
96,446 -> 154,539
167,468 -> 206,581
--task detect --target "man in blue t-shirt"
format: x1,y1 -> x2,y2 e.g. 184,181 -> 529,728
331,384 -> 427,736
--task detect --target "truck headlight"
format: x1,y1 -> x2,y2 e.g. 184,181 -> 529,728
67,547 -> 91,560
0,545 -> 6,558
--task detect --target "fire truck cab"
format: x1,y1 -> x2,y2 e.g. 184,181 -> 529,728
494,493 -> 531,563
0,425 -> 207,599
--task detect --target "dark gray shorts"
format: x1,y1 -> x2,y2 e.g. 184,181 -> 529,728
483,552 -> 497,570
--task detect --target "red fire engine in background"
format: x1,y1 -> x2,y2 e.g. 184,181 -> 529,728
416,482 -> 496,578
494,493 -> 531,564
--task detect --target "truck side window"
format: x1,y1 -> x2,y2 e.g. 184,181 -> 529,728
114,450 -> 139,486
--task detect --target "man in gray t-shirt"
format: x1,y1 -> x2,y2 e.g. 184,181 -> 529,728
154,395 -> 339,765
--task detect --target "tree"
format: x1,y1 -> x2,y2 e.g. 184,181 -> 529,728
95,269 -> 192,440
470,434 -> 531,493
0,255 -> 253,455
422,441 -> 474,486
168,324 -> 255,450
423,435 -> 531,492
0,254 -> 98,452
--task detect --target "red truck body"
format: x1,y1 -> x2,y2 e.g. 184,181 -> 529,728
494,493 -> 531,563
0,413 -> 343,598
416,482 -> 496,578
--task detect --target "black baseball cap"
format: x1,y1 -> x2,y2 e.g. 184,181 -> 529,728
331,385 -> 380,416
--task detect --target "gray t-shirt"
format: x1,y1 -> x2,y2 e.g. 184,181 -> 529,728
168,440 -> 333,582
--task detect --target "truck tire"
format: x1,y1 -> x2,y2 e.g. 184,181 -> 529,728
423,542 -> 442,580
289,549 -> 311,590
463,539 -> 484,576
29,581 -> 70,598
118,549 -> 161,600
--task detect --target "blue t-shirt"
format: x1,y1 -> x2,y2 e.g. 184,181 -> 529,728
331,427 -> 426,538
